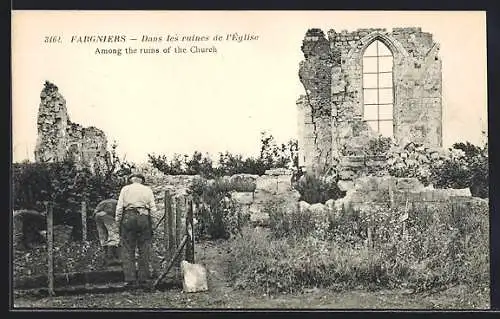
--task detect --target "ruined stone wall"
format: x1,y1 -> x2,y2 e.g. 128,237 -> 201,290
297,27 -> 442,171
297,29 -> 335,169
336,155 -> 387,186
330,27 -> 442,153
35,81 -> 70,163
35,81 -> 109,173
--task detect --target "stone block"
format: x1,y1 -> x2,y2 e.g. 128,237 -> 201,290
340,156 -> 365,168
337,180 -> 354,192
255,175 -> 278,194
180,261 -> 208,293
354,176 -> 379,191
299,201 -> 311,213
431,188 -> 472,200
396,178 -> 424,192
447,188 -> 472,197
421,190 -> 434,201
230,192 -> 254,205
265,168 -> 293,176
276,175 -> 293,193
379,176 -> 397,191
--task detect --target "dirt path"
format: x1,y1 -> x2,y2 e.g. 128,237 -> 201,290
12,239 -> 489,309
13,286 -> 485,309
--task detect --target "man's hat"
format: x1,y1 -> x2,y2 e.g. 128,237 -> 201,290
128,173 -> 145,183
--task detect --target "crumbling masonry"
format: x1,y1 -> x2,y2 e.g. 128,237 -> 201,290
297,27 -> 442,171
35,81 -> 109,173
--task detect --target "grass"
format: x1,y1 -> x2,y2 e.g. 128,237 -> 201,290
226,198 -> 490,297
13,195 -> 490,310
13,238 -> 489,309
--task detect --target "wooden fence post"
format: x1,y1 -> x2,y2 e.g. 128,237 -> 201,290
46,201 -> 55,296
81,201 -> 87,242
402,199 -> 409,242
164,190 -> 171,259
464,199 -> 470,250
185,197 -> 195,263
175,196 -> 183,249
389,179 -> 395,210
167,191 -> 175,261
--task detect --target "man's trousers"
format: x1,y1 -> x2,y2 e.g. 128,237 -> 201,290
120,209 -> 152,283
95,212 -> 120,247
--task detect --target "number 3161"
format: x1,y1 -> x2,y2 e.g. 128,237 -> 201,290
44,36 -> 62,43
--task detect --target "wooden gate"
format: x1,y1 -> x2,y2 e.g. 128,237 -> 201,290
153,190 -> 195,288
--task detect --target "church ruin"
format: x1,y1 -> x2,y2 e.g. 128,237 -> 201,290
297,27 -> 442,172
35,81 -> 110,173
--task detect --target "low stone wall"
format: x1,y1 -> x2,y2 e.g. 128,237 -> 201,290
148,172 -> 478,229
306,175 -> 476,221
147,169 -> 300,227
249,169 -> 300,225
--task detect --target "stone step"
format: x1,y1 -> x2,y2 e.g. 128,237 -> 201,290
14,269 -> 124,290
14,267 -> 181,290
14,279 -> 182,298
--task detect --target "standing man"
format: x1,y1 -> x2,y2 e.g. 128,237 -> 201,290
115,173 -> 157,288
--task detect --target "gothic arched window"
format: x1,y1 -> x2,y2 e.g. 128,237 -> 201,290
362,40 -> 394,137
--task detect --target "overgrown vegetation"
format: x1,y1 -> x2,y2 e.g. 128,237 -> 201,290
431,142 -> 488,198
227,197 -> 489,296
189,177 -> 250,240
365,136 -> 394,156
385,140 -> 488,198
266,196 -> 316,239
293,172 -> 345,204
148,132 -> 298,177
13,241 -> 105,278
12,142 -> 135,240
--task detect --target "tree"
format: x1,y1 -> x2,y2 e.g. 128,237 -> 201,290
147,131 -> 299,176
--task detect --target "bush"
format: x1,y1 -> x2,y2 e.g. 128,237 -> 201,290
387,141 -> 488,198
190,177 -> 245,240
224,174 -> 257,192
294,173 -> 345,204
365,136 -> 394,156
430,142 -> 488,198
12,159 -> 129,241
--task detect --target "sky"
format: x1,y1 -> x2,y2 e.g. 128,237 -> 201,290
12,11 -> 487,164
